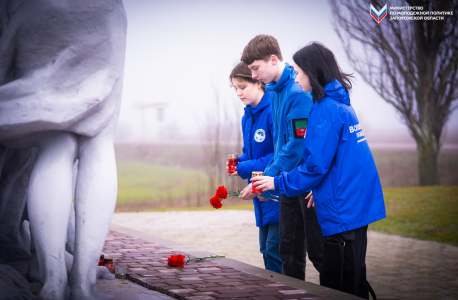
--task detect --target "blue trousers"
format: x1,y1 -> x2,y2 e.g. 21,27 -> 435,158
259,223 -> 282,274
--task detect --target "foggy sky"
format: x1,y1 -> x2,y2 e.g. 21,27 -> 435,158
117,0 -> 458,145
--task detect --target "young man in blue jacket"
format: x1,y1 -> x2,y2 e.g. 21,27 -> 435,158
239,35 -> 323,281
228,62 -> 282,273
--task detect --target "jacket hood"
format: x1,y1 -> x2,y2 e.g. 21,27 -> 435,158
324,79 -> 350,106
266,63 -> 295,93
244,92 -> 271,117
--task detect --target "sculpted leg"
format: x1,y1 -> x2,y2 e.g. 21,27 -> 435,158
27,133 -> 77,300
70,132 -> 117,299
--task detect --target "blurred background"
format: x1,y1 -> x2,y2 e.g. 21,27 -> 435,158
111,2 -> 457,298
113,0 -> 458,214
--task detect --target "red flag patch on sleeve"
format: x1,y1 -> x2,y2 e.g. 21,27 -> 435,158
292,118 -> 308,138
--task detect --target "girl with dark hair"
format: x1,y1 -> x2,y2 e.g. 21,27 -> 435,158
292,42 -> 353,102
251,42 -> 386,299
227,62 -> 282,274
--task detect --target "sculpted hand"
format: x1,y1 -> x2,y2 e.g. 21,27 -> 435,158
305,191 -> 315,208
250,176 -> 275,193
239,183 -> 258,200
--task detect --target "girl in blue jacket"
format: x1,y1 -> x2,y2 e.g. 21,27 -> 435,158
228,62 -> 282,273
251,43 -> 386,299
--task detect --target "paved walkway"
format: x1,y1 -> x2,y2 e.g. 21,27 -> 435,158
112,210 -> 458,300
105,226 -> 356,300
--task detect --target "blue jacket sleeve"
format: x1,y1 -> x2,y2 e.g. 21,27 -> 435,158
237,153 -> 274,180
274,113 -> 341,197
238,152 -> 248,163
264,93 -> 310,176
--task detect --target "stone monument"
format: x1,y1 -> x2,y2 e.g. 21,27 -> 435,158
0,0 -> 127,299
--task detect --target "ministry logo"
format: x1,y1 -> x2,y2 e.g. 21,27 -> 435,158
370,4 -> 387,23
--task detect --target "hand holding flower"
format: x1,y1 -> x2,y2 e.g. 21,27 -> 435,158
210,185 -> 278,209
239,183 -> 258,200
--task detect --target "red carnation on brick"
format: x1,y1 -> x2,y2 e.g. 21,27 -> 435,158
215,186 -> 228,199
167,254 -> 185,268
166,254 -> 225,267
210,196 -> 222,209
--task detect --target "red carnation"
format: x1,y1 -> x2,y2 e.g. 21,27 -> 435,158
167,254 -> 186,268
210,196 -> 222,209
215,186 -> 228,199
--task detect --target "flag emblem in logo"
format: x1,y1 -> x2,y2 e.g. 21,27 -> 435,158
370,4 -> 387,23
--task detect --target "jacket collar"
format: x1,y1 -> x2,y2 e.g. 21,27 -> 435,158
244,92 -> 271,116
266,63 -> 295,93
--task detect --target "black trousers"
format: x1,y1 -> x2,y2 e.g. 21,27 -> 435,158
321,225 -> 375,299
279,193 -> 323,280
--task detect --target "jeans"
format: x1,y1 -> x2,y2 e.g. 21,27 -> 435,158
279,193 -> 323,280
259,223 -> 282,274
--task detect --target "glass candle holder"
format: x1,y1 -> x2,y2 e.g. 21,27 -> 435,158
115,265 -> 128,279
251,171 -> 263,193
227,154 -> 238,173
103,258 -> 115,273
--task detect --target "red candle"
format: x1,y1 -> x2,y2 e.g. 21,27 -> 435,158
227,154 -> 238,173
98,254 -> 104,266
251,171 -> 263,193
103,258 -> 115,273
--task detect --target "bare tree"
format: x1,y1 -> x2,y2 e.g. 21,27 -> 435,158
199,83 -> 246,199
330,0 -> 458,185
200,86 -> 222,193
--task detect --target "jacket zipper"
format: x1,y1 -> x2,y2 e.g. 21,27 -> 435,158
249,106 -> 255,160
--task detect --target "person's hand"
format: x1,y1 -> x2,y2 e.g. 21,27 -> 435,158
305,191 -> 315,208
226,161 -> 239,176
258,196 -> 268,202
250,176 -> 275,192
239,183 -> 258,200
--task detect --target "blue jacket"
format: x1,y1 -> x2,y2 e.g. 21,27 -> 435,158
236,92 -> 280,228
274,79 -> 386,236
263,63 -> 313,179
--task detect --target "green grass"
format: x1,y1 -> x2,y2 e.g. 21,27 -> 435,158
371,185 -> 458,246
116,160 -> 458,246
116,161 -> 208,203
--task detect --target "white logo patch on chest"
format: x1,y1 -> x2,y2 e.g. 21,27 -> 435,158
254,129 -> 266,142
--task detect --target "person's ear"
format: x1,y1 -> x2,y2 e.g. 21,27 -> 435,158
270,55 -> 278,65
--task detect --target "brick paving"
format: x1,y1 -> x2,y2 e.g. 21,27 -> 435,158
112,211 -> 458,300
103,230 -> 328,300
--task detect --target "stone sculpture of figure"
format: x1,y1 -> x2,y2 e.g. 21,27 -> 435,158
0,0 -> 127,299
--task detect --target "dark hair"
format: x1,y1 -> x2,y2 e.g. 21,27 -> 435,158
241,34 -> 283,65
293,42 -> 353,102
229,62 -> 266,92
